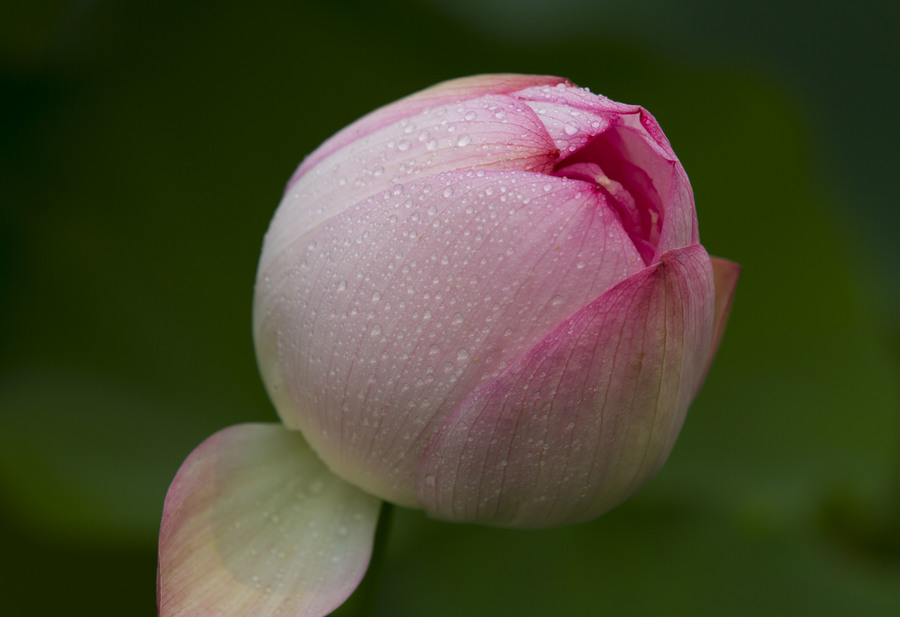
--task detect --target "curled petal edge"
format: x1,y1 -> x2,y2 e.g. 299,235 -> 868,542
702,256 -> 741,383
157,423 -> 382,617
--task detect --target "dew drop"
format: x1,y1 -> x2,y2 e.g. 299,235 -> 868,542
456,348 -> 470,362
337,279 -> 348,292
370,324 -> 383,336
398,139 -> 411,151
456,134 -> 471,147
551,295 -> 564,306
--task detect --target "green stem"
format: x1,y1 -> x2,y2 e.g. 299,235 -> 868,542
330,501 -> 394,617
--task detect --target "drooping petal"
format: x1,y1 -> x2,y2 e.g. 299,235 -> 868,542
158,423 -> 381,617
415,244 -> 716,528
254,170 -> 646,507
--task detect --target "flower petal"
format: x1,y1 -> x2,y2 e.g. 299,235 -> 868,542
515,83 -> 698,259
259,94 -> 559,280
415,244 -> 716,528
254,169 -> 646,507
291,74 -> 572,183
157,423 -> 381,617
704,256 -> 741,379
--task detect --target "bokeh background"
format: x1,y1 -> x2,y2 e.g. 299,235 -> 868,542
2,0 -> 898,615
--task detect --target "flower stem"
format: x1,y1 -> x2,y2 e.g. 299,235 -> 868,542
330,501 -> 394,617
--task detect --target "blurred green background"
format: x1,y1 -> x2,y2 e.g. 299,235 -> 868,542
1,0 -> 898,614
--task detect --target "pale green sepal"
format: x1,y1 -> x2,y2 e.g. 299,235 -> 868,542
158,423 -> 382,617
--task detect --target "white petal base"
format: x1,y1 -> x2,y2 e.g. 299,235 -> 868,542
158,423 -> 382,617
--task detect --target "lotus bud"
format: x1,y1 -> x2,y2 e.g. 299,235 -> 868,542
253,74 -> 740,528
158,75 -> 739,617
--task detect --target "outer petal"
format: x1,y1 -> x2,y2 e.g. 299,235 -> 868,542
258,93 -> 560,279
290,74 -> 572,183
157,424 -> 381,617
415,244 -> 716,528
254,170 -> 646,507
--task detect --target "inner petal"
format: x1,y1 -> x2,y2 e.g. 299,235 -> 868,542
553,126 -> 665,265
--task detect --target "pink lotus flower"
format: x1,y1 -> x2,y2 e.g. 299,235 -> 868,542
158,74 -> 739,616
